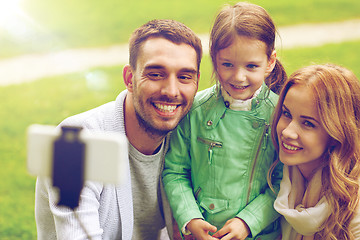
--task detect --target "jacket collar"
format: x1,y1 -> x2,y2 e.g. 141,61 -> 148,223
203,83 -> 270,130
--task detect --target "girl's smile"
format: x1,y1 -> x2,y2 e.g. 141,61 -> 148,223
216,35 -> 276,101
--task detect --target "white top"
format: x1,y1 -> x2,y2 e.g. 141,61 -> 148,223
274,165 -> 360,239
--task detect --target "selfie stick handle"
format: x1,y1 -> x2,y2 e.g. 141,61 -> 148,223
53,126 -> 85,209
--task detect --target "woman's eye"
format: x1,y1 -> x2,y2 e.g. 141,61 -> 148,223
282,109 -> 291,118
304,120 -> 315,128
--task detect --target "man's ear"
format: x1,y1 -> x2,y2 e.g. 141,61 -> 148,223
123,64 -> 134,92
265,50 -> 277,75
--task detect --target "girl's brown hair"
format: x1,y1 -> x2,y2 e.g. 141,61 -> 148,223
269,64 -> 360,239
210,2 -> 286,93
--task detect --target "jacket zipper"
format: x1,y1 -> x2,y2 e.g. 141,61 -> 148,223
246,123 -> 269,204
197,137 -> 223,165
194,187 -> 202,200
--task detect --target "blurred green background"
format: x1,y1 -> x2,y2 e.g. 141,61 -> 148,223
0,0 -> 360,239
1,0 -> 360,59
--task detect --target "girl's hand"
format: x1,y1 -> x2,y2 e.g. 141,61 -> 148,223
187,218 -> 218,240
212,218 -> 250,240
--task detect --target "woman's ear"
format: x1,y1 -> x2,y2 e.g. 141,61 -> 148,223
327,138 -> 338,155
329,138 -> 338,148
265,50 -> 277,75
123,64 -> 134,92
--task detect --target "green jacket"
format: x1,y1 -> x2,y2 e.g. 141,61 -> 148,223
162,84 -> 282,239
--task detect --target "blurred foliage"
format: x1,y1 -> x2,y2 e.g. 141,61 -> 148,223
0,0 -> 359,58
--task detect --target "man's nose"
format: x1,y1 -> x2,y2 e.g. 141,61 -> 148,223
161,75 -> 180,98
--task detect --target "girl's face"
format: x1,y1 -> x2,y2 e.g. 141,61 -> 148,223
216,35 -> 276,100
276,84 -> 331,179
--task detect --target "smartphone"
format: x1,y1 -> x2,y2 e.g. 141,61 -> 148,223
27,124 -> 128,184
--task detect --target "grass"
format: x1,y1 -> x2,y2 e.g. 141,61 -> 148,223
0,0 -> 359,58
279,40 -> 360,76
0,70 -> 121,239
1,39 -> 360,239
1,0 -> 360,238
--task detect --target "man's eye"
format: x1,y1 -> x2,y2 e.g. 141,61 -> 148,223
178,74 -> 195,83
148,73 -> 163,79
179,75 -> 191,80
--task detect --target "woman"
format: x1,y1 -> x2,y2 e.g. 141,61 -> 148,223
269,64 -> 360,239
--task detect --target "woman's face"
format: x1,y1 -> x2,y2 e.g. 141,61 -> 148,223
276,84 -> 331,179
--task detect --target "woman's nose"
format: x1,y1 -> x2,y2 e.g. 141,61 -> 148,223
281,121 -> 299,140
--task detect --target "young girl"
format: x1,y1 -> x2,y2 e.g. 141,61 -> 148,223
162,2 -> 287,240
269,64 -> 360,239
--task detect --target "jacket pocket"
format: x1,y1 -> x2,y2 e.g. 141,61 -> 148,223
199,197 -> 228,214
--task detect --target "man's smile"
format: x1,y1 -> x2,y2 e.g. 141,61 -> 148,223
153,103 -> 179,113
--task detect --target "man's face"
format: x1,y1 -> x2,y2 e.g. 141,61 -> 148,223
128,37 -> 199,136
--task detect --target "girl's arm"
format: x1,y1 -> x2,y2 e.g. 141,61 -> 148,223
235,160 -> 283,238
162,118 -> 204,235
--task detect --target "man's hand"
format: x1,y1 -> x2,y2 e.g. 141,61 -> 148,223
212,218 -> 250,240
187,218 -> 218,240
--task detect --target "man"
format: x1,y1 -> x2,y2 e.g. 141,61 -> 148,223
35,19 -> 202,240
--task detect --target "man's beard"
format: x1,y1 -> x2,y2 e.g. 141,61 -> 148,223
135,109 -> 172,138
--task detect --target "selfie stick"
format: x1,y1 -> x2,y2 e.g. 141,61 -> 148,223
53,126 -> 85,209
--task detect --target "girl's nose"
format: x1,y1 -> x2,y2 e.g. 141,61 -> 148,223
235,68 -> 246,82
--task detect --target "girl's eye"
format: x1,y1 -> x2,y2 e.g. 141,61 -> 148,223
221,62 -> 233,68
247,64 -> 258,69
304,120 -> 315,128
